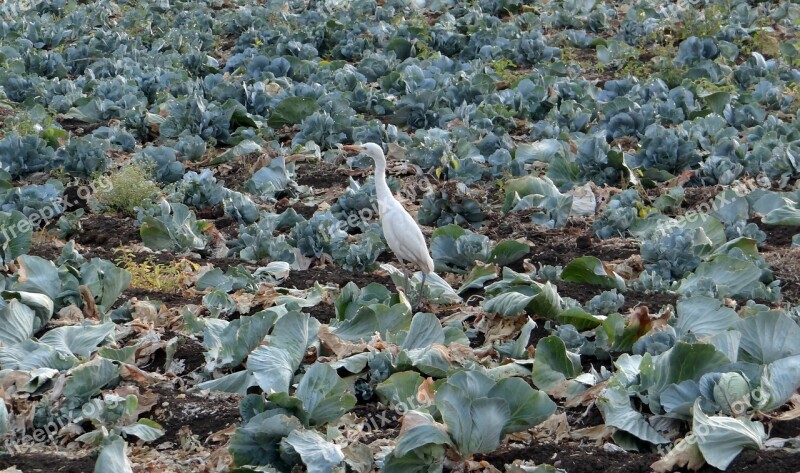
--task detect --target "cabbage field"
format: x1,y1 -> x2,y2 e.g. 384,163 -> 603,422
1,0 -> 800,471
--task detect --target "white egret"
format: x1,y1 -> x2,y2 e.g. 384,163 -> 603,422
342,143 -> 434,306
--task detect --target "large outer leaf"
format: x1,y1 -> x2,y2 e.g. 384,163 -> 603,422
295,362 -> 356,426
640,342 -> 730,412
598,382 -> 670,445
0,299 -> 36,346
196,370 -> 257,394
692,399 -> 765,470
382,444 -> 446,473
0,339 -> 76,371
230,411 -> 302,467
489,240 -> 530,266
12,255 -> 60,301
458,263 -> 499,294
94,437 -> 133,473
332,303 -> 411,341
393,410 -> 452,457
80,259 -> 131,310
63,357 -> 119,407
402,312 -> 445,350
376,371 -> 425,409
506,317 -> 538,359
674,297 -> 739,339
488,377 -> 556,434
737,311 -> 800,364
531,336 -> 581,391
206,311 -> 276,370
660,380 -> 702,419
248,345 -> 298,394
483,282 -> 561,319
437,370 -> 495,400
677,255 -> 764,299
399,346 -> 453,378
268,97 -> 320,128
0,211 -> 33,264
139,216 -> 173,250
39,322 -> 115,358
438,397 -> 510,458
561,256 -> 625,290
556,308 -> 602,331
2,291 -> 54,333
273,311 -> 319,365
758,355 -> 800,412
283,429 -> 345,473
502,175 -> 562,213
118,419 -> 165,442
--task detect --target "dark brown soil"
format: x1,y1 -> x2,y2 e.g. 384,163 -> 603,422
282,266 -> 393,290
680,186 -> 720,214
151,385 -> 242,448
760,222 -> 798,250
0,105 -> 16,129
295,161 -> 349,189
31,239 -> 241,274
564,404 -> 605,428
119,287 -> 204,309
74,213 -> 140,248
764,250 -> 800,305
554,281 -> 677,313
57,118 -> 106,136
71,237 -> 244,273
350,403 -> 402,444
619,289 -> 679,313
63,185 -> 93,212
0,453 -> 95,472
27,241 -> 63,262
193,204 -> 225,220
582,354 -> 615,373
475,442 -> 800,473
306,302 -> 336,324
143,335 -> 206,374
275,199 -> 318,219
484,212 -> 639,267
173,337 -> 206,373
769,417 -> 800,439
530,229 -> 639,268
526,320 -> 553,348
475,442 -> 660,473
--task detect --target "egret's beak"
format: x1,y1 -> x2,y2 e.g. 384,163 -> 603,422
342,144 -> 365,152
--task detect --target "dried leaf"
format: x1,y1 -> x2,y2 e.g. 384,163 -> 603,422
651,437 -> 706,473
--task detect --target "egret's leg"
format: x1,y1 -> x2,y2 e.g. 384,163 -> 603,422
418,271 -> 428,308
398,259 -> 410,299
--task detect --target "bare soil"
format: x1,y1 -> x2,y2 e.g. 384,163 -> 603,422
282,265 -> 393,290
150,385 -> 242,449
350,404 -> 402,444
0,453 -> 96,472
74,213 -> 140,248
295,161 -> 350,189
142,334 -> 206,374
475,442 -> 800,473
119,287 -> 204,309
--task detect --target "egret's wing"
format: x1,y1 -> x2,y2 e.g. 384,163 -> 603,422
381,202 -> 434,273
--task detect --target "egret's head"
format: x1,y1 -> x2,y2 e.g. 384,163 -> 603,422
342,142 -> 387,167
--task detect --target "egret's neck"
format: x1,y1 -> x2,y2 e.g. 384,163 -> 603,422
372,156 -> 393,208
